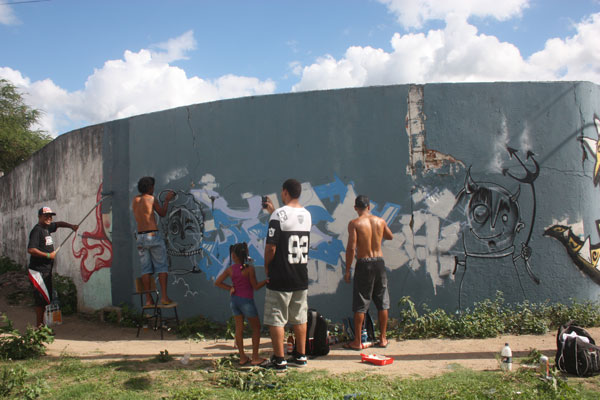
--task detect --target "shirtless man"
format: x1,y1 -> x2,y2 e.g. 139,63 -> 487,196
132,176 -> 175,306
344,195 -> 393,349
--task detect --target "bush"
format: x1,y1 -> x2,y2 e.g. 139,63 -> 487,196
177,315 -> 229,339
394,292 -> 600,340
0,255 -> 22,275
104,303 -> 140,328
52,274 -> 77,315
546,299 -> 600,328
154,349 -> 173,363
0,314 -> 54,360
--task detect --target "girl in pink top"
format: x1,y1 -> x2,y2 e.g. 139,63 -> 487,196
215,242 -> 267,366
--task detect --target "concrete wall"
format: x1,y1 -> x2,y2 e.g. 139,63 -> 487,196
0,124 -> 112,311
2,81 -> 600,323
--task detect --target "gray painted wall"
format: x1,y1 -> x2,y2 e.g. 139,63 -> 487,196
0,124 -> 111,310
2,82 -> 599,324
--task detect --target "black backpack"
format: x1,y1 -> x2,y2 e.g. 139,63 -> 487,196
305,309 -> 330,358
343,311 -> 376,342
555,322 -> 600,377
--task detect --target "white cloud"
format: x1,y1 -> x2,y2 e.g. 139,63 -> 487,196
528,13 -> 600,82
292,12 -> 600,92
0,4 -> 19,25
377,0 -> 530,29
0,31 -> 276,135
151,30 -> 197,63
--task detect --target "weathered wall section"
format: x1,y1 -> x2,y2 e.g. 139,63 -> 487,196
0,124 -> 111,310
2,82 -> 600,323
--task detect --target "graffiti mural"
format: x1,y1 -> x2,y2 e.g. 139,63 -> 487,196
72,184 -> 113,282
545,115 -> 600,284
453,147 -> 540,307
158,190 -> 206,275
159,173 -> 468,297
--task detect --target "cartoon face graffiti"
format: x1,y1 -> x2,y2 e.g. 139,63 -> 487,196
160,191 -> 205,256
460,170 -> 524,256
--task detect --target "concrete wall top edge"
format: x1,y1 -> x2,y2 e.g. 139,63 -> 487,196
51,81 -> 599,137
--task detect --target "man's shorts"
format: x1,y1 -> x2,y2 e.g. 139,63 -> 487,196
30,266 -> 52,307
136,232 -> 169,275
353,257 -> 390,313
263,288 -> 308,327
230,295 -> 259,318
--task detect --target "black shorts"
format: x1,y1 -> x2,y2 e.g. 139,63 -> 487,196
352,257 -> 390,313
30,268 -> 52,307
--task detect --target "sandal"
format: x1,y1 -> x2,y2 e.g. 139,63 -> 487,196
239,357 -> 250,366
343,343 -> 362,351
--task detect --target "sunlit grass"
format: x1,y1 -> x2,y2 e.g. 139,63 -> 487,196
3,354 -> 600,400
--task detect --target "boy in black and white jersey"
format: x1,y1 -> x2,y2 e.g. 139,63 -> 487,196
261,179 -> 312,370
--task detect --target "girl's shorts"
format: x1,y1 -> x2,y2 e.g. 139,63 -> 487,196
230,295 -> 258,318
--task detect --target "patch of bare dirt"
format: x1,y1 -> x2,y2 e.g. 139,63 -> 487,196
2,291 -> 598,378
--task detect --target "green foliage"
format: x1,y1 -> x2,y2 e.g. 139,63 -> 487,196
3,354 -> 600,400
105,303 -> 141,328
176,315 -> 230,339
169,386 -> 211,400
0,364 -> 46,399
6,290 -> 29,306
394,292 -> 600,340
0,314 -> 54,360
0,78 -> 52,174
546,299 -> 600,327
224,316 -> 236,340
519,348 -> 544,365
0,255 -> 22,275
154,349 -> 172,363
52,273 -> 77,315
213,354 -> 279,392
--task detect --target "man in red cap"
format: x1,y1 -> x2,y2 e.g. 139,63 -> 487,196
27,206 -> 78,327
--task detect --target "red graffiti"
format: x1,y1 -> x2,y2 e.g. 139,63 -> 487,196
72,184 -> 113,282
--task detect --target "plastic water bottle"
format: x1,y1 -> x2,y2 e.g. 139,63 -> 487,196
540,355 -> 549,377
501,343 -> 512,371
361,328 -> 368,343
180,352 -> 190,365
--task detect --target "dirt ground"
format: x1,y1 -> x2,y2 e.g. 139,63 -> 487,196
3,294 -> 595,378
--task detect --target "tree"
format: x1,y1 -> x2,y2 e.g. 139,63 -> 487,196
0,79 -> 52,175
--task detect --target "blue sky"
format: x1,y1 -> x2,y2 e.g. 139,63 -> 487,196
1,0 -> 599,136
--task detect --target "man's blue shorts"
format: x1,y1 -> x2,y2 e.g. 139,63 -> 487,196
136,231 -> 169,275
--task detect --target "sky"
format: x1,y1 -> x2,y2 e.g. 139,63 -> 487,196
1,0 -> 599,136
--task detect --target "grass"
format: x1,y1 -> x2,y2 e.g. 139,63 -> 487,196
2,354 -> 600,399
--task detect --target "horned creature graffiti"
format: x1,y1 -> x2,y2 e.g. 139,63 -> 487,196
454,147 -> 540,308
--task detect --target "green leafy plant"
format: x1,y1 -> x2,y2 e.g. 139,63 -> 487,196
0,364 -> 46,399
154,349 -> 173,363
0,255 -> 22,275
6,290 -> 29,306
519,348 -> 544,365
224,316 -> 236,340
101,303 -> 141,328
393,292 -> 600,340
0,314 -> 54,360
177,315 -> 229,339
52,273 -> 77,315
546,299 -> 600,328
213,354 -> 279,392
